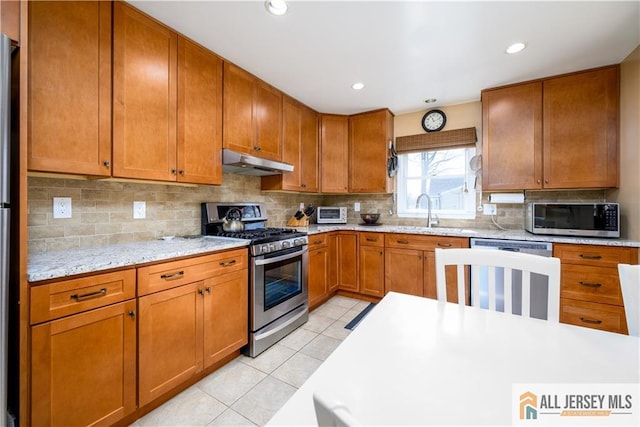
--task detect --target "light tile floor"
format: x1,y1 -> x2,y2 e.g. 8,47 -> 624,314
131,295 -> 369,427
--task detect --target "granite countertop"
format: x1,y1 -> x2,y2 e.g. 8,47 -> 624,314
28,237 -> 250,283
28,225 -> 639,283
299,224 -> 640,248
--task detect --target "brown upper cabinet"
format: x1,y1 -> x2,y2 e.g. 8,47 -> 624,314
482,65 -> 619,191
28,1 -> 112,176
349,109 -> 395,193
262,96 -> 319,192
223,62 -> 283,161
113,3 -> 223,184
1,0 -> 20,44
320,114 -> 349,193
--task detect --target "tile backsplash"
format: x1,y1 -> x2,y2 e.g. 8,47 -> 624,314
28,175 -> 607,255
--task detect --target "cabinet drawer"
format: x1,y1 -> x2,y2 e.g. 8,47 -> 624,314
560,298 -> 628,334
385,233 -> 468,251
137,248 -> 248,296
30,269 -> 136,324
561,265 -> 623,306
308,233 -> 328,249
554,244 -> 636,268
359,232 -> 384,247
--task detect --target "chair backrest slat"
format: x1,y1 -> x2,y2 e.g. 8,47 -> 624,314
435,248 -> 561,322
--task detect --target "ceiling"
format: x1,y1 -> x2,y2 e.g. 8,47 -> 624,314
129,1 -> 640,115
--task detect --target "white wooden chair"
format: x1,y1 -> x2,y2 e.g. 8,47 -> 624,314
618,263 -> 640,337
435,248 -> 561,322
313,391 -> 360,426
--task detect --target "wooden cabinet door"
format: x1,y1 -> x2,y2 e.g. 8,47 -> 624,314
0,0 -> 19,43
337,232 -> 359,292
543,66 -> 619,189
482,82 -> 542,190
320,114 -> 349,193
255,80 -> 283,161
28,1 -> 112,176
384,248 -> 423,297
359,245 -> 385,297
349,109 -> 394,193
176,37 -> 223,185
31,301 -> 137,427
280,96 -> 303,190
300,105 -> 320,192
203,270 -> 248,368
309,247 -> 329,308
327,233 -> 339,292
223,62 -> 255,155
138,282 -> 203,406
113,2 -> 178,181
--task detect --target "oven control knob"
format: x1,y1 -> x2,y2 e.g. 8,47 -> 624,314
261,245 -> 269,254
282,241 -> 291,249
269,243 -> 276,252
294,238 -> 304,246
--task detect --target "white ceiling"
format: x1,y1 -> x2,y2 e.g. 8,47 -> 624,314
129,1 -> 640,115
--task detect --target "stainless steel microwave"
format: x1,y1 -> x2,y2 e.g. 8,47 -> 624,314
525,202 -> 620,238
316,206 -> 348,224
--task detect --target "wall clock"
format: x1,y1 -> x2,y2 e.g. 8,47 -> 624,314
421,109 -> 447,132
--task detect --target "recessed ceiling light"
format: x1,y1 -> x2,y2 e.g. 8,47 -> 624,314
424,98 -> 437,104
506,42 -> 527,54
351,82 -> 365,90
265,0 -> 288,16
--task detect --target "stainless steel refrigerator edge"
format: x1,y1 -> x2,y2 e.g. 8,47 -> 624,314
0,33 -> 12,427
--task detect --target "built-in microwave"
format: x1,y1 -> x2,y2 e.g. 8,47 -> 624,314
316,206 -> 348,224
525,202 -> 620,238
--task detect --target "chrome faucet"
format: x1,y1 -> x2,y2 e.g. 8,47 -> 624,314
416,193 -> 438,228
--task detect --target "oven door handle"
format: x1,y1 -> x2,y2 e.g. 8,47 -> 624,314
254,247 -> 308,266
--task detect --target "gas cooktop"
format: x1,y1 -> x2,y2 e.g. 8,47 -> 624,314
212,227 -> 306,244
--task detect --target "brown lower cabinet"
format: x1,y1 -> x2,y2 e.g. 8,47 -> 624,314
556,243 -> 637,334
359,233 -> 385,297
30,270 -> 137,427
385,233 -> 469,301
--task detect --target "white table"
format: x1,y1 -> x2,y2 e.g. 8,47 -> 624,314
268,292 -> 640,426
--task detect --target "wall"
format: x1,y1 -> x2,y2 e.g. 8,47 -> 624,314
27,175 -> 323,255
608,45 -> 639,242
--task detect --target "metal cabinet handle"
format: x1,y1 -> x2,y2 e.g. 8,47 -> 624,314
580,317 -> 603,325
128,310 -> 136,319
160,271 -> 185,280
171,169 -> 177,175
103,160 -> 110,168
205,286 -> 212,294
536,179 -> 541,184
579,281 -> 602,288
219,260 -> 236,267
70,288 -> 107,301
437,242 -> 453,248
366,237 -> 378,242
301,184 -> 307,188
397,240 -> 409,244
313,240 -> 323,245
179,170 -> 185,176
198,289 -> 205,296
579,254 -> 602,260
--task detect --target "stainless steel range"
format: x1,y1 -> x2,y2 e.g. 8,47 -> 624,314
201,202 -> 309,357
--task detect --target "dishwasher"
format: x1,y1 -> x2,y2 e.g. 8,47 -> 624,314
469,238 -> 553,320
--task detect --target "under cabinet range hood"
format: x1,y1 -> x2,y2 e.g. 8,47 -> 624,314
222,149 -> 294,176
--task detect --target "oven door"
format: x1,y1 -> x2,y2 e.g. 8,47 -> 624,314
251,245 -> 308,331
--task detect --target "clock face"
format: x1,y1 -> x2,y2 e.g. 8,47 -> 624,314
421,109 -> 446,132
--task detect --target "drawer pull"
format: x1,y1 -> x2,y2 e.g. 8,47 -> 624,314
366,237 -> 378,242
437,242 -> 453,248
313,240 -> 323,245
70,288 -> 107,301
128,310 -> 136,319
198,289 -> 205,296
219,260 -> 237,267
579,281 -> 602,288
160,271 -> 185,280
205,286 -> 212,294
579,254 -> 602,260
397,240 -> 409,244
580,317 -> 603,325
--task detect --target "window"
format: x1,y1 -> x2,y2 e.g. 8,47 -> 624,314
397,147 -> 477,219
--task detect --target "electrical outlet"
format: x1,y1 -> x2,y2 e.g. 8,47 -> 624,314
354,202 -> 361,212
483,203 -> 497,215
133,201 -> 146,219
53,197 -> 72,219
